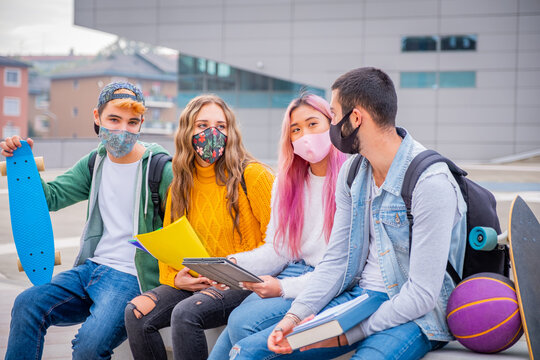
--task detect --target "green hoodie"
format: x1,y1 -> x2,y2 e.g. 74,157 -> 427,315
41,142 -> 173,292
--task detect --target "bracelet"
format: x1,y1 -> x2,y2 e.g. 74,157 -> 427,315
284,313 -> 301,325
337,335 -> 342,347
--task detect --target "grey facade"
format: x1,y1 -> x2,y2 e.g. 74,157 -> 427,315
75,0 -> 540,161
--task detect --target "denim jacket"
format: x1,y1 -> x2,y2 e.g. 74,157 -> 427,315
288,128 -> 467,341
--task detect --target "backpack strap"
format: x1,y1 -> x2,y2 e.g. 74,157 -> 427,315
401,149 -> 464,285
347,155 -> 363,189
88,150 -> 172,221
148,153 -> 172,221
87,150 -> 98,177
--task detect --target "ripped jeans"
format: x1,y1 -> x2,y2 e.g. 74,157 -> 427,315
124,284 -> 250,360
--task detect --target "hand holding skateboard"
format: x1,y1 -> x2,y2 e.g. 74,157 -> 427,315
0,135 -> 34,157
1,137 -> 61,285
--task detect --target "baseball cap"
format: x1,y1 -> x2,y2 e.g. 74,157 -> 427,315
94,81 -> 145,134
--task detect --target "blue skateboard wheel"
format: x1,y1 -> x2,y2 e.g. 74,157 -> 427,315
469,226 -> 498,251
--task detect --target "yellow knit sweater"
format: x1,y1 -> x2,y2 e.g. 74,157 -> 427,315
159,161 -> 274,287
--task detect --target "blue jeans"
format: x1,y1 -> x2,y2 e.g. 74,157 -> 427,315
124,284 -> 250,360
5,260 -> 140,360
209,262 -> 314,360
218,285 -> 445,360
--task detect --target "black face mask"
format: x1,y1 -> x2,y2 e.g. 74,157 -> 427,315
329,109 -> 360,154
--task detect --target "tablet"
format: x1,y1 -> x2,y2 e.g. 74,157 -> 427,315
182,257 -> 263,291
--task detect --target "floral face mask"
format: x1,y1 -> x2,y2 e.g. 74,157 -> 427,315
98,126 -> 140,158
192,127 -> 227,164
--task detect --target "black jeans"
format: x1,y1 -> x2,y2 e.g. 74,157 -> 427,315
124,284 -> 250,360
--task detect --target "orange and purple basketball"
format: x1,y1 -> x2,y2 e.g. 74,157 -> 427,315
446,272 -> 523,353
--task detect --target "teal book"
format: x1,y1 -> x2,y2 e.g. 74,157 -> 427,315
286,294 -> 380,350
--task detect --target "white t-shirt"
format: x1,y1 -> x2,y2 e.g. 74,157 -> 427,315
90,155 -> 140,275
232,169 -> 329,298
358,176 -> 386,292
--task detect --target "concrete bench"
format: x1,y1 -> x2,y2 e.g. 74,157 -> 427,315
112,326 -> 529,359
112,326 -> 354,359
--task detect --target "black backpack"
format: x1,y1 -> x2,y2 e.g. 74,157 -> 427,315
347,150 -> 510,284
88,151 -> 172,221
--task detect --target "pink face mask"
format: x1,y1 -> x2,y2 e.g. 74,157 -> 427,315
292,130 -> 332,164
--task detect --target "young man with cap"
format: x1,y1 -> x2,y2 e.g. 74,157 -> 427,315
2,82 -> 173,360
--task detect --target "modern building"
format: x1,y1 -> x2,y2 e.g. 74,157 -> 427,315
49,52 -> 178,138
75,0 -> 540,161
0,56 -> 30,138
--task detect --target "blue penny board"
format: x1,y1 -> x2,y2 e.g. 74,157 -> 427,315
6,141 -> 54,285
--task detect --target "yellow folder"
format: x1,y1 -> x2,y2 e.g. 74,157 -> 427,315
134,216 -> 209,270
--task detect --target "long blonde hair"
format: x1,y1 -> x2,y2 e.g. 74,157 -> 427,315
170,94 -> 255,236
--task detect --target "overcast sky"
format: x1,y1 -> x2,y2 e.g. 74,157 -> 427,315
0,0 -> 117,56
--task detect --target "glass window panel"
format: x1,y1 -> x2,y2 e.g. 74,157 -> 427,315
272,78 -> 300,92
213,92 -> 237,108
237,92 -> 270,108
441,35 -> 477,51
400,72 -> 437,88
178,76 -> 203,91
401,36 -> 438,52
177,92 -> 201,107
439,71 -> 476,88
207,78 -> 236,91
3,97 -> 20,116
271,92 -> 297,108
5,69 -> 20,86
178,55 -> 195,74
196,58 -> 206,74
217,63 -> 233,78
239,71 -> 269,91
207,60 -> 217,76
303,87 -> 326,98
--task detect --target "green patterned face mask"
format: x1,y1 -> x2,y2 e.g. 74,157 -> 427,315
192,127 -> 227,164
98,126 -> 140,158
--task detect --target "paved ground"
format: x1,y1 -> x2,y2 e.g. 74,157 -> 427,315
0,161 -> 538,359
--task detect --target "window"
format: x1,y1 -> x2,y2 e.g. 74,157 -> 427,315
35,94 -> 49,109
3,97 -> 21,116
151,82 -> 161,96
2,123 -> 20,138
441,35 -> 477,51
35,115 -> 50,132
439,71 -> 476,88
4,68 -> 21,87
179,76 -> 203,91
73,79 -> 79,89
179,55 -> 206,75
400,71 -> 476,88
152,109 -> 161,121
239,72 -> 269,91
177,54 -> 325,108
272,79 -> 301,92
207,60 -> 217,76
401,36 -> 438,52
72,107 -> 78,117
400,72 -> 437,88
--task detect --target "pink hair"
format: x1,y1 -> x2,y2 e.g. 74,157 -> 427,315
274,94 -> 347,259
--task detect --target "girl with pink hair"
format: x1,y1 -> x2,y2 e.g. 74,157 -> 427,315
208,93 -> 346,359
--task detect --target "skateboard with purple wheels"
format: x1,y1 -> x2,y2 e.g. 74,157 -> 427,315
469,196 -> 539,359
0,140 -> 60,286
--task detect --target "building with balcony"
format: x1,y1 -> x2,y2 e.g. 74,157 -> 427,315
49,52 -> 178,138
